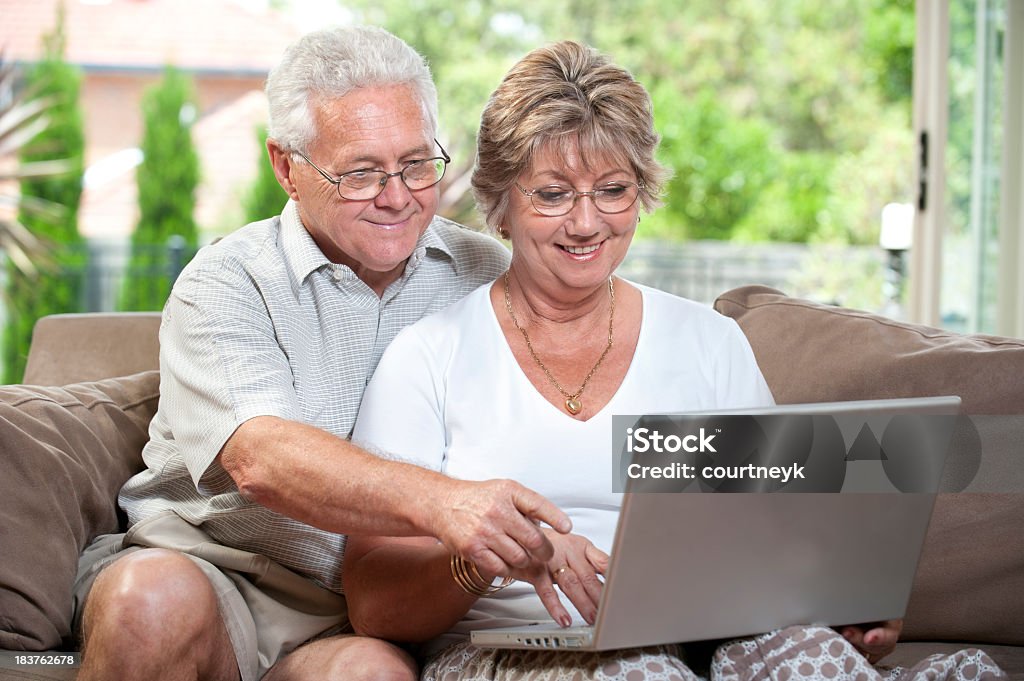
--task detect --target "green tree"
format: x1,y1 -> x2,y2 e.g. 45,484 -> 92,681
3,7 -> 85,383
863,0 -> 916,107
339,0 -> 917,244
647,88 -> 776,240
243,125 -> 289,224
732,152 -> 834,243
120,66 -> 200,311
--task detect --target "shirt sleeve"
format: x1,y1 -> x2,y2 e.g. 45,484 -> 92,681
352,323 -> 448,472
715,318 -> 776,408
159,260 -> 302,492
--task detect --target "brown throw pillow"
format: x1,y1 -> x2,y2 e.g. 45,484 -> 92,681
714,285 -> 1024,646
0,371 -> 159,650
713,285 -> 1024,414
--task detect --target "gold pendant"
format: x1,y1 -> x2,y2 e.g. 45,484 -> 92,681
565,397 -> 582,415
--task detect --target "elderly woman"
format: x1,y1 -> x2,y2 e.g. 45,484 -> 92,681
343,42 -> 1006,681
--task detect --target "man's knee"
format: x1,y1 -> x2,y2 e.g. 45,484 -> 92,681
268,635 -> 417,681
84,548 -> 222,642
338,638 -> 417,681
79,549 -> 240,681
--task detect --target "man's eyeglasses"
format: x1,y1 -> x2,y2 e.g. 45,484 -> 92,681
515,180 -> 644,217
294,139 -> 450,201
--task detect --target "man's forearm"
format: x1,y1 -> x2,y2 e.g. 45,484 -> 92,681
219,415 -> 448,537
219,415 -> 571,574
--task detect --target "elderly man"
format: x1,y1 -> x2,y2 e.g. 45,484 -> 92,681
73,26 -> 570,681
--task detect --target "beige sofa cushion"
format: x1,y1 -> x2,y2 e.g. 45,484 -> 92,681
714,286 -> 1024,646
0,372 -> 158,650
904,494 -> 1024,644
24,312 -> 161,386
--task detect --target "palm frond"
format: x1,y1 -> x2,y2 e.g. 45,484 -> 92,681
0,49 -> 71,273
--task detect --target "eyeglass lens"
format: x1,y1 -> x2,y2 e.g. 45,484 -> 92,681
529,183 -> 640,216
336,158 -> 447,201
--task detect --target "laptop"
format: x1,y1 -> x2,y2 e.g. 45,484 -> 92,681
471,395 -> 962,651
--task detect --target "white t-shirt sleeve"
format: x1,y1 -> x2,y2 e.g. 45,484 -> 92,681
352,324 -> 447,472
715,317 -> 776,408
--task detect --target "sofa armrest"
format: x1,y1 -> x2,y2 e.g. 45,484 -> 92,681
24,313 -> 162,385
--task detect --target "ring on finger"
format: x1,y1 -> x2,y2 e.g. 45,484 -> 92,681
551,566 -> 571,580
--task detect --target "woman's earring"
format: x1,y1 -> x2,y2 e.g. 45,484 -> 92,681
498,228 -> 510,240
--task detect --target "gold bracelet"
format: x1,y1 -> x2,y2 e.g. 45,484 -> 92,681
450,555 -> 484,596
449,555 -> 514,597
467,558 -> 515,594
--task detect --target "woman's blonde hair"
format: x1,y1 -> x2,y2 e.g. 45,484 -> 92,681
472,41 -> 668,232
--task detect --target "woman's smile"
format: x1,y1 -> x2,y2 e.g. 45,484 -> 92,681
559,240 -> 605,260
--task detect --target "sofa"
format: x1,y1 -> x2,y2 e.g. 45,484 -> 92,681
0,285 -> 1021,680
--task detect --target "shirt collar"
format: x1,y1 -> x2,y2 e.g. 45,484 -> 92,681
279,199 -> 460,286
280,200 -> 331,285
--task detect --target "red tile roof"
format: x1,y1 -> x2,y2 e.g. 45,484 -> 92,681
0,0 -> 304,73
2,0 -> 310,239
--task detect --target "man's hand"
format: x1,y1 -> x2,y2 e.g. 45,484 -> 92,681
430,478 -> 572,576
838,619 -> 903,664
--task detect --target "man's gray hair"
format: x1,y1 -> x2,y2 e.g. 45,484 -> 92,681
266,25 -> 438,153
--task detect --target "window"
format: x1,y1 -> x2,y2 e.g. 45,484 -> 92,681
912,0 -> 1023,336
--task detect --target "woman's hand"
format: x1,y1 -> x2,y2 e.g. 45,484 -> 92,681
838,619 -> 903,664
507,529 -> 609,627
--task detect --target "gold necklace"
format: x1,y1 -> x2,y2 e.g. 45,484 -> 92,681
503,272 -> 615,415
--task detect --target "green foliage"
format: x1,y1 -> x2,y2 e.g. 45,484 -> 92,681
863,0 -> 916,106
16,25 -> 84,241
120,65 -> 200,311
647,88 -> 775,240
3,6 -> 86,383
733,152 -> 834,243
243,126 -> 289,224
338,0 -> 917,244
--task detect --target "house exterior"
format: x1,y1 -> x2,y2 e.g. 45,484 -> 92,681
0,0 -> 306,239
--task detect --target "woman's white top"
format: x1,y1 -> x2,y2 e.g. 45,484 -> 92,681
352,281 -> 774,650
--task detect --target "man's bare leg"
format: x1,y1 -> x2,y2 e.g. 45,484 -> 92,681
78,549 -> 240,681
264,635 -> 417,681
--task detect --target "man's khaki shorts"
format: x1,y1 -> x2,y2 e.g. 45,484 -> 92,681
73,511 -> 350,681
